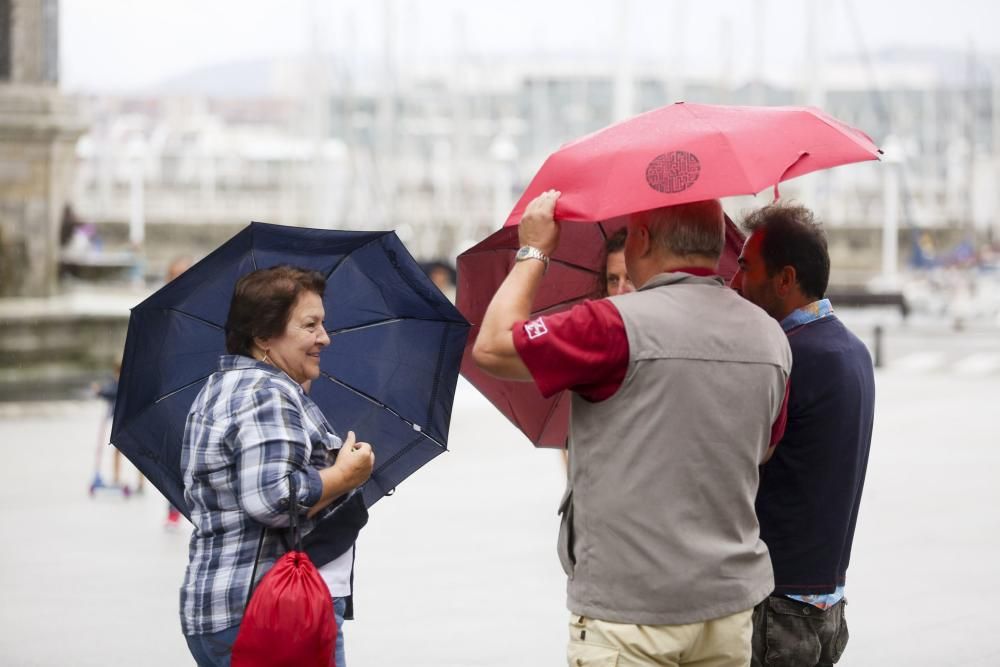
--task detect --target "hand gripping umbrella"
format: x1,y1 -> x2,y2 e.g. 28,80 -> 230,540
111,222 -> 470,513
458,102 -> 880,448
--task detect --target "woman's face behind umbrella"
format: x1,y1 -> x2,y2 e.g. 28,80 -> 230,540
262,290 -> 330,386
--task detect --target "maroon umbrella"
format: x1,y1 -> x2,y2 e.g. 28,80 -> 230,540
457,102 -> 880,448
456,216 -> 745,448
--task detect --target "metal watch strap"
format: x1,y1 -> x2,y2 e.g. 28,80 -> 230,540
516,245 -> 549,272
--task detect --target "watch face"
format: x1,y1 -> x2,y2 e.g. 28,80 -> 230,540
516,246 -> 530,260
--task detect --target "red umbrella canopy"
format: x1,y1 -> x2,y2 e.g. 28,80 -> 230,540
502,102 -> 880,228
457,215 -> 746,448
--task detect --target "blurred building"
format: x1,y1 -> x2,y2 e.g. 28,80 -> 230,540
68,47 -> 1000,276
0,0 -> 84,296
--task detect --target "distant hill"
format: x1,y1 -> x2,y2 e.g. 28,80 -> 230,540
155,59 -> 280,97
153,57 -> 334,97
146,47 -> 1000,99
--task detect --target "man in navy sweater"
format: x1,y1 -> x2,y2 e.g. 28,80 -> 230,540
731,202 -> 875,667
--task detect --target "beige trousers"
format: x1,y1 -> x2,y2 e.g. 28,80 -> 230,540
566,609 -> 753,667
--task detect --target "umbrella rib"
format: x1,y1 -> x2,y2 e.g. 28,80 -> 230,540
460,245 -> 600,277
371,433 -> 435,478
425,326 -> 449,431
323,233 -> 390,281
327,317 -> 403,335
549,257 -> 601,276
155,372 -> 214,404
685,106 -> 759,195
503,395 -> 523,431
112,372 -> 213,447
319,371 -> 447,450
250,225 -> 258,270
326,315 -> 466,336
167,308 -> 224,331
533,294 -> 589,316
537,392 -> 568,447
808,110 -> 880,154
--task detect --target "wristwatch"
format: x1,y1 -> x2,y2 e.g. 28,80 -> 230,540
515,245 -> 550,272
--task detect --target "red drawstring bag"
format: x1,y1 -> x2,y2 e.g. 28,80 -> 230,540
232,479 -> 336,667
231,550 -> 334,666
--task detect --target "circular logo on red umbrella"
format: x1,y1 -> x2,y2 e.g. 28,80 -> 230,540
646,151 -> 701,193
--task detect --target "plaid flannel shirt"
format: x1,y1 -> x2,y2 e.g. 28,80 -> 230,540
179,355 -> 341,636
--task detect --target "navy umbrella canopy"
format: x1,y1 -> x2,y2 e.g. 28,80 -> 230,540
111,222 -> 470,514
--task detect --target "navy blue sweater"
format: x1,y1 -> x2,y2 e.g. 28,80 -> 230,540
756,315 -> 875,594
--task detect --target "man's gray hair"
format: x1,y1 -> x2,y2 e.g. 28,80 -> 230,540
641,199 -> 724,260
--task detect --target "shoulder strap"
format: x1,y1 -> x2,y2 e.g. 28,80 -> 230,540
244,527 -> 266,611
243,475 -> 304,610
288,476 -> 303,551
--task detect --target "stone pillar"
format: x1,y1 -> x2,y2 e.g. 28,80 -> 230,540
0,0 -> 85,297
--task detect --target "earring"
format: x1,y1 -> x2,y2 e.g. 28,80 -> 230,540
261,350 -> 270,364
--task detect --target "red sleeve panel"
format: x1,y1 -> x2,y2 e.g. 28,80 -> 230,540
512,299 -> 630,402
770,378 -> 791,447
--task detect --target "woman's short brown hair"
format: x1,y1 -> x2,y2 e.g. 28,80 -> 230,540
225,265 -> 326,357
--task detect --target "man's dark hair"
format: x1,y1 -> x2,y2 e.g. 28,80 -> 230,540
741,202 -> 830,299
225,265 -> 326,356
605,227 -> 627,254
598,227 -> 629,297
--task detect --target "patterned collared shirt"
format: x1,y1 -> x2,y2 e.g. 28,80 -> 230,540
779,299 -> 846,610
179,355 -> 341,635
779,298 -> 834,333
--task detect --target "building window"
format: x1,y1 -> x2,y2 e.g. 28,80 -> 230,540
0,0 -> 11,81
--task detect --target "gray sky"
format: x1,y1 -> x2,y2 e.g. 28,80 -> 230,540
61,0 -> 1000,93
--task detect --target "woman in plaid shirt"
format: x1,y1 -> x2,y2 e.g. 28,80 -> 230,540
180,265 -> 374,667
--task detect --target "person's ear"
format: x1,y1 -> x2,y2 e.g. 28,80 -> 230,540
252,336 -> 270,358
776,266 -> 797,297
636,224 -> 653,258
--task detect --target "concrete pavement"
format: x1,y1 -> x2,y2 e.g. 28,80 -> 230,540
1,367 -> 999,665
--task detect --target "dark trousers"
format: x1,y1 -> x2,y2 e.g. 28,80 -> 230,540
751,595 -> 849,667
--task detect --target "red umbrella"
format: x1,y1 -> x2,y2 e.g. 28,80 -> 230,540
458,102 -> 880,448
502,102 -> 881,228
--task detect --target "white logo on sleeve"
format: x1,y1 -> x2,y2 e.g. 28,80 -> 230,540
524,317 -> 549,340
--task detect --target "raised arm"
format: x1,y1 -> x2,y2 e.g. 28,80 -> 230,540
473,190 -> 562,380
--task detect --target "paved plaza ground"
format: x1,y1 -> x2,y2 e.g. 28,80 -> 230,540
1,323 -> 999,665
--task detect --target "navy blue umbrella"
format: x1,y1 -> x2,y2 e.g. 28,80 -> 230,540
111,222 -> 470,514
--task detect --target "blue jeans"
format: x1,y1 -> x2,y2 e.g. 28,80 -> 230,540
333,596 -> 347,666
185,624 -> 239,667
184,598 -> 346,667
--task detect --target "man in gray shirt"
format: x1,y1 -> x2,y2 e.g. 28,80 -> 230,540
474,190 -> 791,666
